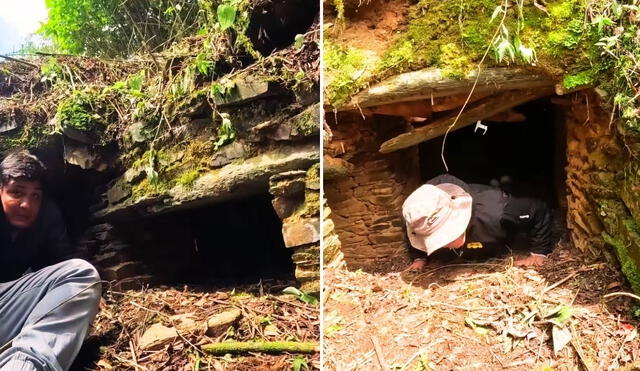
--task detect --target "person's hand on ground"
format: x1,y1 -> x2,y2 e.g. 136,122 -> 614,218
514,254 -> 546,267
404,258 -> 427,272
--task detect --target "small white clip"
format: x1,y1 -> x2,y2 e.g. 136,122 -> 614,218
474,120 -> 488,135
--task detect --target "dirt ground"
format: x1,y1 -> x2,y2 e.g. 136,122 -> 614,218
72,280 -> 319,371
326,0 -> 410,68
323,240 -> 640,370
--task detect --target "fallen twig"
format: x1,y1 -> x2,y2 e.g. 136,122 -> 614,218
0,54 -> 38,68
543,271 -> 579,294
201,341 -> 319,355
371,336 -> 388,370
603,292 -> 640,302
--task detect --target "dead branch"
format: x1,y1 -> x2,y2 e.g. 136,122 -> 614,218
201,341 -> 319,355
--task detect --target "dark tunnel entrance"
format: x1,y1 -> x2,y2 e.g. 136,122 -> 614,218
416,97 -> 567,260
110,194 -> 295,286
418,97 -> 566,209
27,141 -> 296,287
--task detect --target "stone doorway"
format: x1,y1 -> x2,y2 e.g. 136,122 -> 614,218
93,194 -> 295,287
418,97 -> 566,208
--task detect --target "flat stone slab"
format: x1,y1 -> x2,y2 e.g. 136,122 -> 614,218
93,143 -> 319,221
138,323 -> 178,351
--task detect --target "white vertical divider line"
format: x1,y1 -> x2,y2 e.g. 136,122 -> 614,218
318,0 -> 326,366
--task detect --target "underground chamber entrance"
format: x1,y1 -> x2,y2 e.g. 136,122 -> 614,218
418,97 -> 565,206
105,194 -> 295,286
415,97 -> 567,258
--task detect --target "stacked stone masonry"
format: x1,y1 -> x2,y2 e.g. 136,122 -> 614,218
564,91 -> 640,292
271,163 -> 321,294
324,113 -> 420,269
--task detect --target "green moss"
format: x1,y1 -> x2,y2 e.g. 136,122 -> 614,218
0,121 -> 52,152
562,70 -> 594,89
305,163 -> 320,190
56,90 -> 107,132
291,106 -> 319,136
376,0 -> 494,80
131,177 -> 169,199
603,232 -> 640,294
302,191 -> 320,217
324,0 -> 604,107
176,169 -> 200,188
440,43 -> 474,79
323,41 -> 368,107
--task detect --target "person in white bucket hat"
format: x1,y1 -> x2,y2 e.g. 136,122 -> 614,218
403,174 -> 553,271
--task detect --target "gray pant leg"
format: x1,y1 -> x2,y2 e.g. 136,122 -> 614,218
0,259 -> 101,371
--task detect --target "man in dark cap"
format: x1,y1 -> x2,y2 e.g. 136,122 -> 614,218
0,151 -> 101,371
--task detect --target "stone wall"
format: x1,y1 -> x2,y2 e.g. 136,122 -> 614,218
324,113 -> 420,269
270,163 -> 321,294
83,161 -> 321,293
564,91 -> 640,292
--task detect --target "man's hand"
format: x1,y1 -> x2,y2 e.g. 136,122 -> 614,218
404,258 -> 427,272
514,254 -> 546,267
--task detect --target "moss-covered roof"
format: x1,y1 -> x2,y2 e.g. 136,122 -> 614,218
324,0 -> 638,135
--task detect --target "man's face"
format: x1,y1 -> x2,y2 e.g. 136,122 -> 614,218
0,178 -> 43,228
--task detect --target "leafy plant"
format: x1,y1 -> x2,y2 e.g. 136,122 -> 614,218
40,58 -> 64,84
294,34 -> 305,49
40,0 -> 201,57
217,3 -> 237,31
490,3 -> 537,65
213,112 -> 236,150
291,356 -> 309,371
194,53 -> 215,76
144,149 -> 160,185
282,287 -> 319,305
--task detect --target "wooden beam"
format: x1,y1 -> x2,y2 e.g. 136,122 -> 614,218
362,100 -> 432,118
485,109 -> 526,122
554,83 -> 592,96
431,92 -> 492,112
340,67 -> 554,111
379,88 -> 554,154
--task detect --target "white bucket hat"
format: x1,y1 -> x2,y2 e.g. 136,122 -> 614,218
402,183 -> 472,255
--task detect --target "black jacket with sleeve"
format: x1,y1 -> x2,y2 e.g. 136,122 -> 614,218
0,198 -> 73,282
408,174 -> 553,259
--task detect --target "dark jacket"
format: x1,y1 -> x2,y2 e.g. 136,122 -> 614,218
0,199 -> 73,282
409,174 -> 553,258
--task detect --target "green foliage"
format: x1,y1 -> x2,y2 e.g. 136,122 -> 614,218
210,78 -> 236,98
39,0 -> 257,58
56,90 -> 106,131
323,41 -> 367,107
217,3 -> 237,31
291,356 -> 310,371
562,70 -> 594,89
40,0 -> 202,57
213,112 -> 236,150
588,1 -> 640,134
294,34 -> 305,49
552,305 -> 573,324
176,169 -> 200,188
194,53 -> 215,76
603,232 -> 640,294
325,0 -> 602,107
40,58 -> 64,84
282,287 -> 319,305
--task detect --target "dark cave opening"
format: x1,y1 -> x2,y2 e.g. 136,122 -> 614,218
417,97 -> 566,209
247,0 -> 319,56
111,194 -> 295,285
31,140 -> 119,243
416,97 -> 568,260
